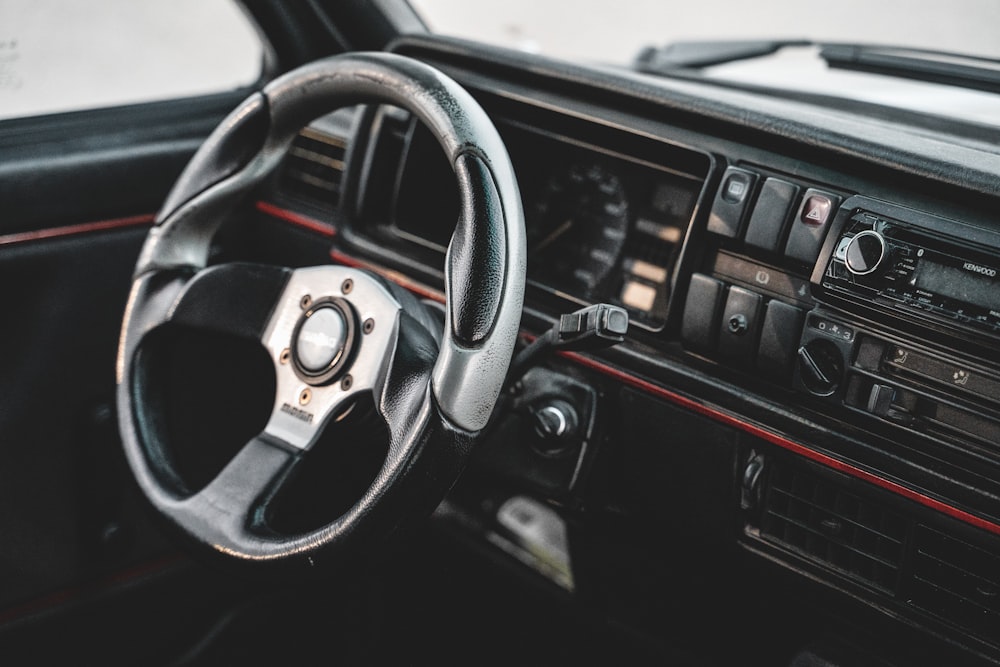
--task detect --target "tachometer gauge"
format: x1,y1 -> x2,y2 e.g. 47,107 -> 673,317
529,162 -> 630,296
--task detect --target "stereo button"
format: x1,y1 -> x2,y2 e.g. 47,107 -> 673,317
834,236 -> 851,262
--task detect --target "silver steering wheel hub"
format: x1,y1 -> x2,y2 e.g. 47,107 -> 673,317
263,266 -> 402,450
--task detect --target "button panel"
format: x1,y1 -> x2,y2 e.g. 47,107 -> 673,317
685,167 -> 845,388
682,270 -> 809,386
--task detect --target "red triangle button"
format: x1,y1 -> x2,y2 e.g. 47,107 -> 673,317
801,195 -> 832,226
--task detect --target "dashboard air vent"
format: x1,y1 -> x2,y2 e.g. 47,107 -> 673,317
909,525 -> 1000,637
761,463 -> 907,593
281,128 -> 346,206
278,107 -> 358,213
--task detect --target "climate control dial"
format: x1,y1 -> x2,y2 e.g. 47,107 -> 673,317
797,338 -> 845,396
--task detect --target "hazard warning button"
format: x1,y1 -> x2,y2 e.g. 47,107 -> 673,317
784,189 -> 842,264
800,195 -> 833,226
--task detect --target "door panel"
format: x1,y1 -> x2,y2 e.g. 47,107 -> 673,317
0,94 -> 247,629
0,95 -> 243,232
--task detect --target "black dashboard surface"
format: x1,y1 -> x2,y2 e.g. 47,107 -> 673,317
253,34 -> 1000,665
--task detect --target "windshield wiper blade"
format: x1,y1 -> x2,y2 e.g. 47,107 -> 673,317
819,44 -> 1000,94
635,39 -> 810,72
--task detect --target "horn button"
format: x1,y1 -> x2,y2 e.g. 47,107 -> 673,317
291,298 -> 356,385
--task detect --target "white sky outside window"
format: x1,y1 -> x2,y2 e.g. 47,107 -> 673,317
0,0 -> 263,120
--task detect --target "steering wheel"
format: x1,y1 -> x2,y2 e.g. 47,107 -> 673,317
115,53 -> 525,571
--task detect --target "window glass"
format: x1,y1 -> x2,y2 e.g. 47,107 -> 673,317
408,0 -> 1000,64
408,0 -> 1000,128
0,0 -> 264,121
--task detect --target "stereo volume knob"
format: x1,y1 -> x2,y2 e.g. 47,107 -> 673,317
844,230 -> 887,276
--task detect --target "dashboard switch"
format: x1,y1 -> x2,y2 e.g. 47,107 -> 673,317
784,189 -> 842,264
866,383 -> 914,425
867,383 -> 896,416
727,313 -> 749,335
681,273 -> 725,352
708,167 -> 758,238
744,178 -> 800,253
757,301 -> 805,381
718,286 -> 763,364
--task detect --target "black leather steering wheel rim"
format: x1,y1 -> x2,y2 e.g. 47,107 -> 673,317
115,53 -> 525,571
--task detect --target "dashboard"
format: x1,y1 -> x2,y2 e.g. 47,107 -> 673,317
255,35 -> 1000,665
391,108 -> 707,330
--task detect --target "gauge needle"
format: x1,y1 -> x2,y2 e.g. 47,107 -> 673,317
534,218 -> 574,253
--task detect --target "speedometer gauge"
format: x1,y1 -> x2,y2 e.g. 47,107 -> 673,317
528,162 -> 630,296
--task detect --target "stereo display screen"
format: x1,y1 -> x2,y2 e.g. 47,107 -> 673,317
913,260 -> 1000,312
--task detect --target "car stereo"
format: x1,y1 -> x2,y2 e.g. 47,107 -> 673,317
813,196 -> 1000,342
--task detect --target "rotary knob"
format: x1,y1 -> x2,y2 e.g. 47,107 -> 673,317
797,339 -> 844,396
844,230 -> 887,276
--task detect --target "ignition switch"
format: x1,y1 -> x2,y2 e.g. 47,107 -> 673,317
530,399 -> 580,457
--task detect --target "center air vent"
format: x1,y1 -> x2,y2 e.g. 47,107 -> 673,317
278,107 -> 358,212
761,463 -> 908,593
909,525 -> 1000,637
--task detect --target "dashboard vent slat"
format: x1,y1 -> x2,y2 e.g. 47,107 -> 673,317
281,132 -> 346,205
761,463 -> 907,593
276,107 -> 358,214
909,525 -> 1000,634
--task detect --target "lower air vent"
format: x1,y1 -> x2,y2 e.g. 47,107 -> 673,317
761,463 -> 907,593
909,525 -> 1000,637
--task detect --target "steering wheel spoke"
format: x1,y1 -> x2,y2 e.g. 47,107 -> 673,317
165,433 -> 299,558
167,262 -> 292,340
117,262 -> 290,383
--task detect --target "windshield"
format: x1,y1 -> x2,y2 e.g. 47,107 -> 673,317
408,0 -> 999,64
408,0 -> 1000,128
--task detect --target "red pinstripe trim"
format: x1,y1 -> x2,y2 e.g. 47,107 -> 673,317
255,201 -> 336,238
0,554 -> 184,626
326,246 -> 1000,538
0,213 -> 154,246
564,351 -> 1000,537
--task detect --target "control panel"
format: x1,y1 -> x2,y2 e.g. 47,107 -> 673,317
682,171 -> 1000,464
681,163 -> 844,383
